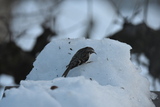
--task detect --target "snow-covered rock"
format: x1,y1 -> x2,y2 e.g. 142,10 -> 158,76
0,38 -> 155,107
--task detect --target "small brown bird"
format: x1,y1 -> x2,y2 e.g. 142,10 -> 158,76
62,47 -> 96,77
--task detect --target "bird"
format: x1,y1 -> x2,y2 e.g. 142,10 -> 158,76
62,47 -> 96,77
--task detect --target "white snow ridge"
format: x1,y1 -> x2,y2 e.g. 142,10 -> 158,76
0,38 -> 155,107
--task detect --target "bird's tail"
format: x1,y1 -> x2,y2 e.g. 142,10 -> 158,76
62,67 -> 70,77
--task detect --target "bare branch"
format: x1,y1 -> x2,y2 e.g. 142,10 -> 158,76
108,0 -> 123,19
143,0 -> 149,23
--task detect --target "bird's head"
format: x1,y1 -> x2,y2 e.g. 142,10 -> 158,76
85,47 -> 96,54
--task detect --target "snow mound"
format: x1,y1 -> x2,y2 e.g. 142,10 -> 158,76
27,38 -> 132,81
0,77 -> 154,107
0,38 -> 155,107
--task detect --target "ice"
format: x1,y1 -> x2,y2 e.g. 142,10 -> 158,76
0,38 -> 155,107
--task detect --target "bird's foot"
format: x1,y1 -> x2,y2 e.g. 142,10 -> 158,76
86,61 -> 93,64
66,65 -> 69,68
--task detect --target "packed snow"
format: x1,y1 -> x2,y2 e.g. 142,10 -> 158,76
0,75 -> 15,99
0,38 -> 156,107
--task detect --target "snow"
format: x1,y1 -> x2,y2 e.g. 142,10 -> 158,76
0,38 -> 156,107
0,75 -> 15,99
0,75 -> 14,86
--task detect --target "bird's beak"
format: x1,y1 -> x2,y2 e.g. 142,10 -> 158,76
93,51 -> 97,55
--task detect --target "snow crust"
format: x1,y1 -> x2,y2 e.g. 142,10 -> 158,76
0,38 -> 155,107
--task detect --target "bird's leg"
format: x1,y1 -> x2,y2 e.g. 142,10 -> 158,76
85,61 -> 93,64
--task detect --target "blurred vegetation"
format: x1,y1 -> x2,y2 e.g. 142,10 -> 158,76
107,0 -> 160,89
0,0 -> 160,90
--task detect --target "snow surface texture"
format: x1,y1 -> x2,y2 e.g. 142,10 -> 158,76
0,38 -> 155,107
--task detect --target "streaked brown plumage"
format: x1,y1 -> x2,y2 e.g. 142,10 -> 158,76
62,47 -> 96,77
